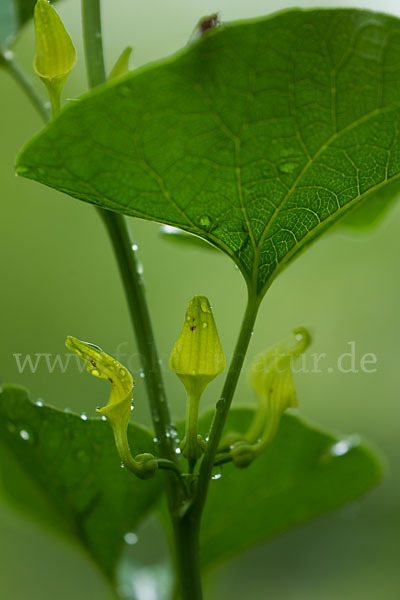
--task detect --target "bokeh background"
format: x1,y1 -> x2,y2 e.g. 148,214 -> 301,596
1,0 -> 400,598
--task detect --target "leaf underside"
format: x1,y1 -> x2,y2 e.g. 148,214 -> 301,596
196,408 -> 382,568
16,8 -> 400,294
0,385 -> 162,578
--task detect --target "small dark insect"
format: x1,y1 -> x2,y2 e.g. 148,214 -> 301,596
198,13 -> 219,35
190,326 -> 197,331
90,359 -> 97,368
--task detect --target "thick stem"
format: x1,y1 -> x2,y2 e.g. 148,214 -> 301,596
193,291 -> 260,516
172,512 -> 203,600
81,0 -> 106,88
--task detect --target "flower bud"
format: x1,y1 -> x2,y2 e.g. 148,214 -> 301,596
170,296 -> 225,460
170,296 -> 225,397
33,0 -> 77,115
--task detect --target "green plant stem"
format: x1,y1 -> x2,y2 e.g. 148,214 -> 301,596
98,211 -> 177,462
193,290 -> 260,515
81,0 -> 106,88
80,0 -> 176,460
1,51 -> 50,122
172,512 -> 203,600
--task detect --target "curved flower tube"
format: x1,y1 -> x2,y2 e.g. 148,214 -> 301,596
65,336 -> 157,479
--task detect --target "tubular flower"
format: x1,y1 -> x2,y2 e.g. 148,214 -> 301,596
65,336 -> 157,479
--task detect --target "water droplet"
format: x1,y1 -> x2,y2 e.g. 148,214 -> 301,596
132,243 -> 138,251
175,447 -> 182,454
295,333 -> 303,341
202,322 -> 208,328
3,49 -> 14,61
120,462 -> 126,469
19,429 -> 30,441
124,532 -> 138,545
200,298 -> 211,313
80,413 -> 88,421
119,368 -> 126,376
130,405 -> 134,411
329,436 -> 360,457
101,415 -> 107,421
278,161 -> 298,174
199,215 -> 211,229
35,399 -> 44,407
91,369 -> 99,376
250,331 -> 254,336
137,261 -> 144,275
211,470 -> 222,480
153,437 -> 159,443
139,369 -> 145,378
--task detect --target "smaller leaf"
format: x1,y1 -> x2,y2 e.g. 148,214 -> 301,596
108,46 -> 132,81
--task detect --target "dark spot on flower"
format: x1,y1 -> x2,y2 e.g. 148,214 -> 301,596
190,326 -> 197,331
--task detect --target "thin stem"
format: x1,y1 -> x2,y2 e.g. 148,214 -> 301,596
193,290 -> 261,515
81,0 -> 106,87
80,1 -> 178,469
1,51 -> 50,122
97,212 -> 178,464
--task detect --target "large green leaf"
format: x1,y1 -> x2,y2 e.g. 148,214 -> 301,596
0,385 -> 163,578
16,9 -> 400,294
196,408 -> 382,568
0,0 -> 60,48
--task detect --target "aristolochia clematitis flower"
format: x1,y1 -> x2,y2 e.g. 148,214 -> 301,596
65,336 -> 157,479
228,328 -> 311,468
170,296 -> 225,460
33,0 -> 77,115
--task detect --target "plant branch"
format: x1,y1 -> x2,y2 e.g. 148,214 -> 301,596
1,51 -> 50,122
97,211 -> 178,464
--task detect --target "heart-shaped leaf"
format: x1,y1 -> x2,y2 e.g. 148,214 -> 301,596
16,9 -> 400,295
197,408 -> 382,567
0,385 -> 163,578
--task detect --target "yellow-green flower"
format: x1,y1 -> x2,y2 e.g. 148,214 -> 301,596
66,336 -> 157,479
33,0 -> 77,115
170,296 -> 225,459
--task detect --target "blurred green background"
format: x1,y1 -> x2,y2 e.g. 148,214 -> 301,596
1,0 -> 400,598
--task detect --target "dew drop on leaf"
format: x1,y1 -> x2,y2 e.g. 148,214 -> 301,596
199,215 -> 211,229
124,532 -> 138,545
